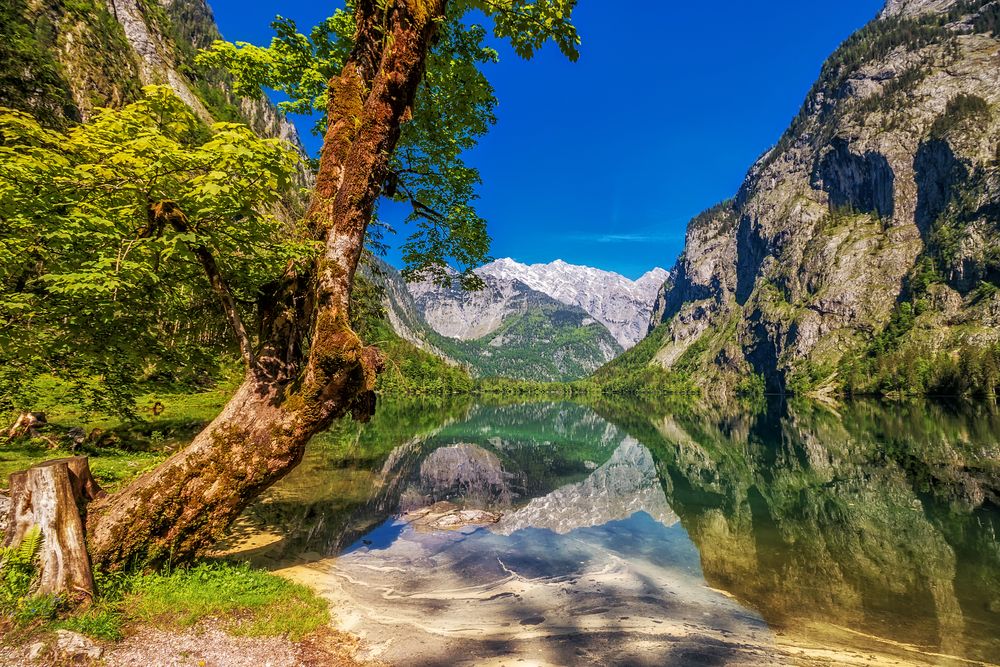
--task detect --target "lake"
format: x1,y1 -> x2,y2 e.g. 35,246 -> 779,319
222,397 -> 1000,666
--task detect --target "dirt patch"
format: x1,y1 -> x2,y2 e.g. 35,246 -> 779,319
0,622 -> 379,667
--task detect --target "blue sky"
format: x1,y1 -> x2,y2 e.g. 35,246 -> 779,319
207,0 -> 884,278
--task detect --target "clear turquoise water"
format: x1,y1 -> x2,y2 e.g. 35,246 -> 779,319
242,397 -> 1000,664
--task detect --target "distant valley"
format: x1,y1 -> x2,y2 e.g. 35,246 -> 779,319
374,259 -> 669,382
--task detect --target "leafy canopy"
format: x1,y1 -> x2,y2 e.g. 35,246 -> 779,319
198,0 -> 580,287
0,87 -> 306,416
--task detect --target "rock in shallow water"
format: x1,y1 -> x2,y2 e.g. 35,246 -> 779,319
404,501 -> 501,532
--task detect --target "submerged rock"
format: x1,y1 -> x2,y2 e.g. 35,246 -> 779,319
406,443 -> 515,510
404,501 -> 502,531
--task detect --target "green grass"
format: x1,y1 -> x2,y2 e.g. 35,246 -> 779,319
0,441 -> 167,492
2,561 -> 330,645
27,372 -> 237,433
1,373 -> 240,490
123,562 -> 328,639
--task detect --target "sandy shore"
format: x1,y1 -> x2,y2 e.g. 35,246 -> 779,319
243,507 -> 994,667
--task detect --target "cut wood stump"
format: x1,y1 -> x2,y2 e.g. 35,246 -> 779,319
3,457 -> 105,600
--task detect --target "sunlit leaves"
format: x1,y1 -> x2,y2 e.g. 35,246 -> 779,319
197,0 -> 578,287
0,86 -> 307,416
460,0 -> 580,61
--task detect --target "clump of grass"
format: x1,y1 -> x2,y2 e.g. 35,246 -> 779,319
1,559 -> 330,646
54,606 -> 124,641
125,561 -> 329,640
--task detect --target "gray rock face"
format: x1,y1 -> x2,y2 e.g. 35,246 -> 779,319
405,266 -> 626,381
478,259 -> 669,349
408,271 -> 544,342
108,0 -> 303,147
18,0 -> 304,150
370,261 -> 460,364
641,1 -> 1000,391
410,259 -> 669,349
880,0 -> 960,18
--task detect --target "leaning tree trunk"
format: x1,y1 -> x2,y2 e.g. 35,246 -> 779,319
82,0 -> 447,571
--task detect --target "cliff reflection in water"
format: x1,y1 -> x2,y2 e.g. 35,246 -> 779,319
238,396 -> 1000,663
597,397 -> 1000,663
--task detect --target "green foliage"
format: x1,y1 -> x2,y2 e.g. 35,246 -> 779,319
0,0 -> 78,127
0,87 -> 306,417
786,360 -> 836,395
198,0 -> 579,286
0,527 -> 62,627
366,318 -> 475,395
688,199 -> 738,235
126,561 -> 328,639
590,324 -> 699,396
414,300 -> 623,382
931,93 -> 991,138
870,301 -> 925,358
736,372 -> 766,399
845,342 -> 1000,397
0,527 -> 42,604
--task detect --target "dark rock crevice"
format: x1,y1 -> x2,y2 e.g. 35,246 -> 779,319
814,138 -> 896,219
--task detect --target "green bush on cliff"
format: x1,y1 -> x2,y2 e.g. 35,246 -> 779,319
931,93 -> 992,138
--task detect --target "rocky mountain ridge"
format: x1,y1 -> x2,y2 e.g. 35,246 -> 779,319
478,259 -> 669,349
400,258 -> 669,381
405,266 -> 624,381
629,0 -> 1000,394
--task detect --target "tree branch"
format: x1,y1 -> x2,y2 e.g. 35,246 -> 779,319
149,200 -> 257,368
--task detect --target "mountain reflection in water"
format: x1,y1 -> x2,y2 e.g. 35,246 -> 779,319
228,397 -> 1000,666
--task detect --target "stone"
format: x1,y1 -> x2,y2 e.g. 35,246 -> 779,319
53,630 -> 104,661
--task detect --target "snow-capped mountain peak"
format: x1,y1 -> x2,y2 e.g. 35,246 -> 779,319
476,259 -> 670,349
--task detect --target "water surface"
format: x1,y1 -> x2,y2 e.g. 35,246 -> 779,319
229,397 -> 1000,666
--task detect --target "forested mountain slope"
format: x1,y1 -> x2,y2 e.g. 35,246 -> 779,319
1,0 -> 298,143
407,267 -> 624,382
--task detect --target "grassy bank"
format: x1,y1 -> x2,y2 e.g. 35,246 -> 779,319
0,557 -> 330,649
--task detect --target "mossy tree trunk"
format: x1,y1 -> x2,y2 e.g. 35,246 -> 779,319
82,0 -> 448,571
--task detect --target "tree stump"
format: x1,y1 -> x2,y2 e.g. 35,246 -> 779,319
3,457 -> 105,600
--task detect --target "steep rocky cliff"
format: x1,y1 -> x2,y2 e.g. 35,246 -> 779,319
1,0 -> 300,145
638,0 -> 1000,394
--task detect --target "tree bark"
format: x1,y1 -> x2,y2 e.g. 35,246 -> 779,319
83,0 -> 447,571
4,458 -> 103,600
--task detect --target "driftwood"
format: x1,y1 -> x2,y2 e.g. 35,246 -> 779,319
3,457 -> 105,600
6,412 -> 47,440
